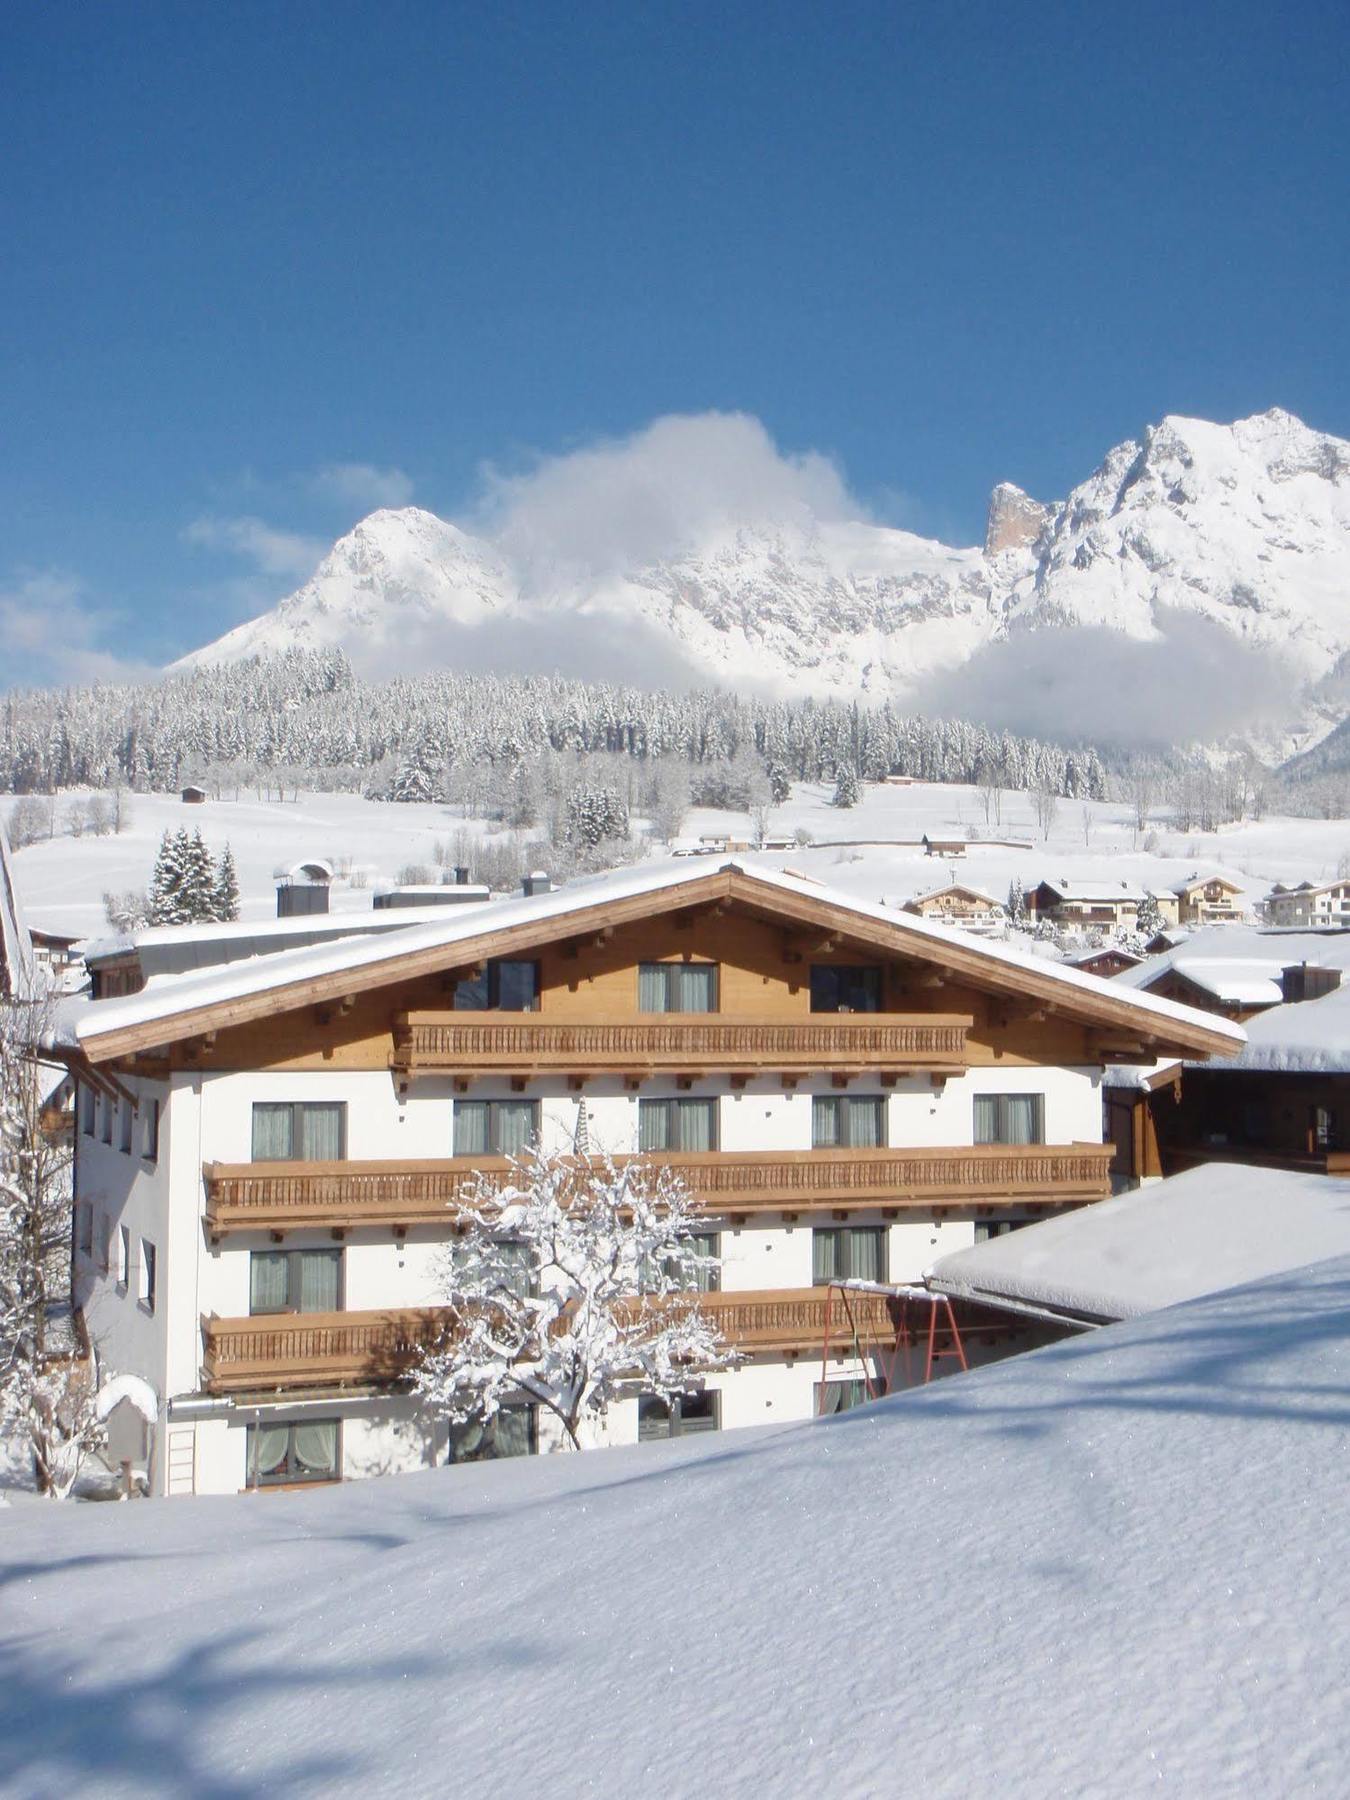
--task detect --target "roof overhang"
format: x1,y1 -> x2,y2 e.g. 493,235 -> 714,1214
72,862 -> 1246,1065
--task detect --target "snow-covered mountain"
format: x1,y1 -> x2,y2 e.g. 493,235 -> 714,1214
178,410 -> 1350,721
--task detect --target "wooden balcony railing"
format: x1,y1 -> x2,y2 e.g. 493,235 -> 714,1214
201,1308 -> 453,1393
203,1143 -> 1115,1236
200,1288 -> 903,1391
390,1013 -> 972,1079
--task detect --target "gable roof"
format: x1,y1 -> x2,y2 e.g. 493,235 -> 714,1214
904,884 -> 1001,908
67,858 -> 1245,1064
1035,878 -> 1149,905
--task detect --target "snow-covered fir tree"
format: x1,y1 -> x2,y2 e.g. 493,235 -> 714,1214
212,844 -> 240,922
831,762 -> 860,809
1136,891 -> 1166,940
565,783 -> 629,849
412,1148 -> 731,1450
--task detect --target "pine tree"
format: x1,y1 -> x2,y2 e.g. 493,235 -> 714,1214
182,830 -> 216,922
1136,891 -> 1165,940
831,762 -> 860,809
212,844 -> 240,922
766,759 -> 791,804
148,830 -> 190,925
1006,877 -> 1027,928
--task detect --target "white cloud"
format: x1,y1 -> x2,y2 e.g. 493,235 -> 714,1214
472,412 -> 858,585
311,463 -> 415,509
183,515 -> 326,579
0,570 -> 160,690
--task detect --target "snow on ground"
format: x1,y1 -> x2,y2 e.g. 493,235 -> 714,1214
3,1257 -> 1349,1796
930,1162 -> 1350,1320
11,778 -> 1350,942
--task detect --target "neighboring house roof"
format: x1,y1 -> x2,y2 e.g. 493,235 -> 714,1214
1173,873 -> 1245,898
1066,947 -> 1144,970
65,858 -> 1246,1064
904,884 -> 1001,909
927,1163 -> 1350,1323
1142,958 -> 1285,1009
1035,878 -> 1149,904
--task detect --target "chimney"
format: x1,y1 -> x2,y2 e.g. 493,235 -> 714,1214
277,880 -> 329,918
454,866 -> 470,886
1280,963 -> 1343,1005
522,871 -> 551,898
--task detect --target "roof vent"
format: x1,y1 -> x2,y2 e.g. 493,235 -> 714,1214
522,872 -> 551,898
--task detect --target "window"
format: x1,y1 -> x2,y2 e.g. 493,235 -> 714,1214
810,965 -> 882,1013
638,1098 -> 718,1153
79,1085 -> 95,1136
974,1217 -> 1035,1243
812,1227 -> 887,1285
119,1097 -> 134,1155
448,1405 -> 536,1463
816,1379 -> 871,1415
638,962 -> 718,1013
812,1095 -> 886,1149
116,1224 -> 130,1290
450,1237 -> 535,1300
454,959 -> 540,1012
98,1212 -> 113,1272
247,1419 -> 340,1487
251,1101 -> 347,1161
138,1239 -> 156,1312
100,1094 -> 113,1145
453,1099 -> 540,1156
640,1230 -> 721,1295
78,1203 -> 93,1258
142,1098 -> 160,1162
973,1094 -> 1044,1145
638,1390 -> 721,1441
249,1248 -> 342,1314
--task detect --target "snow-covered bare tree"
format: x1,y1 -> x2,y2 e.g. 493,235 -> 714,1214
0,995 -> 105,1496
413,1148 -> 732,1451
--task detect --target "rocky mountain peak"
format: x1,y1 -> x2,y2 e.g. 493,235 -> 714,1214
984,482 -> 1053,557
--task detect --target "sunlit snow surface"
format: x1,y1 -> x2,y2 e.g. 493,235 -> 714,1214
3,1257 -> 1348,1796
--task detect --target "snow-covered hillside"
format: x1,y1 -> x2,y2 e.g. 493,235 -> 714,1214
177,410 -> 1350,722
4,1256 -> 1348,1795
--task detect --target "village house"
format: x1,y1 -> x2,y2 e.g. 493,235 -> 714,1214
901,884 -> 1004,932
1264,879 -> 1350,928
1172,873 -> 1247,927
62,859 -> 1237,1497
1026,878 -> 1149,935
1066,946 -> 1144,981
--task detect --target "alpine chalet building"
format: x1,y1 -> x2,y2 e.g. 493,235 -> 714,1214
64,861 -> 1240,1496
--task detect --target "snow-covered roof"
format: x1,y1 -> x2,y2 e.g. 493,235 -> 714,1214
6,1252 -> 1350,1790
66,857 -> 1246,1059
80,903 -> 501,967
1210,979 -> 1350,1073
905,883 -> 1001,907
928,1163 -> 1350,1322
1036,877 -> 1149,903
1152,958 -> 1284,1008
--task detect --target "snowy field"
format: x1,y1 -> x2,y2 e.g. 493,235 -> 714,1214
11,778 -> 1350,941
2,1256 -> 1347,1796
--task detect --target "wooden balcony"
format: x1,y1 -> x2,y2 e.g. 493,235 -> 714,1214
390,1012 -> 973,1081
201,1308 -> 452,1393
200,1283 -> 1027,1392
203,1143 -> 1115,1236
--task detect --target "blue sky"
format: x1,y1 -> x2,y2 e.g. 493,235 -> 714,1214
3,0 -> 1348,685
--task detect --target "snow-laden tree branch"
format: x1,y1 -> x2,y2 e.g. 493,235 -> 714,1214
413,1148 -> 734,1450
0,993 -> 105,1496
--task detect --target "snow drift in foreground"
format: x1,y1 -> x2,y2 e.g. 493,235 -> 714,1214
4,1258 -> 1349,1796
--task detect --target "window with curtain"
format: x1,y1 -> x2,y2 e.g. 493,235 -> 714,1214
448,1405 -> 537,1463
816,1379 -> 870,1415
453,1099 -> 541,1156
974,1217 -> 1035,1243
809,965 -> 883,1013
637,1098 -> 717,1153
249,1248 -> 342,1314
812,1095 -> 886,1149
639,1230 -> 720,1295
251,1102 -> 347,1161
637,1390 -> 721,1441
453,959 -> 540,1011
638,962 -> 718,1013
812,1227 -> 887,1285
973,1094 -> 1044,1145
247,1419 -> 340,1486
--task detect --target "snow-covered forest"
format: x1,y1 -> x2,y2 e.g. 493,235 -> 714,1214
0,650 -> 1109,803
